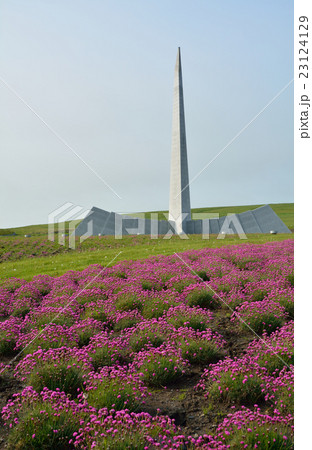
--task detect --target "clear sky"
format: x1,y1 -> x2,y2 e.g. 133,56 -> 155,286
0,0 -> 293,228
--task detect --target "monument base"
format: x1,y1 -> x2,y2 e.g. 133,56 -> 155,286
74,204 -> 291,237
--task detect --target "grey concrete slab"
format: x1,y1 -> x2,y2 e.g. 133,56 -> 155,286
158,220 -> 173,235
208,218 -> 221,235
74,207 -> 111,236
193,219 -> 203,234
102,212 -> 118,235
219,214 -> 242,235
251,205 -> 291,233
237,210 -> 262,233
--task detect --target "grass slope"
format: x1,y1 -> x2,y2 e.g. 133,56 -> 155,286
0,220 -> 81,237
0,234 -> 292,281
0,203 -> 293,281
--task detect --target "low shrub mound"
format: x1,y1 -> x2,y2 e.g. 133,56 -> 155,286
208,370 -> 265,406
115,292 -> 143,312
90,346 -> 128,370
137,352 -> 185,387
141,278 -> 163,291
7,403 -> 80,450
83,367 -> 147,412
14,347 -> 91,398
197,356 -> 270,406
286,272 -> 294,287
72,409 -> 185,449
0,277 -> 26,293
28,362 -> 85,398
70,318 -> 104,348
88,333 -> 131,369
142,296 -> 177,319
233,299 -> 287,335
165,304 -> 214,333
0,318 -> 21,356
246,322 -> 294,376
166,276 -> 199,293
86,379 -> 139,412
215,407 -> 294,449
2,388 -> 89,450
15,324 -> 78,354
129,330 -> 165,352
179,339 -> 223,365
114,312 -> 142,331
185,286 -> 220,309
194,269 -> 210,281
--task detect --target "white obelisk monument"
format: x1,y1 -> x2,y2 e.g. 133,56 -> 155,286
169,47 -> 191,234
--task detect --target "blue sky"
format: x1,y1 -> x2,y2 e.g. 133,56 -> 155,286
0,0 -> 293,228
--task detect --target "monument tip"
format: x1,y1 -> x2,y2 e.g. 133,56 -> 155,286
176,47 -> 181,66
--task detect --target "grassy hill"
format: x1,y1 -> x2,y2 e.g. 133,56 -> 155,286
0,220 -> 81,237
1,203 -> 293,237
0,203 -> 293,281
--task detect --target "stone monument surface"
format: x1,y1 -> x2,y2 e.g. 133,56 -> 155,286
169,47 -> 191,234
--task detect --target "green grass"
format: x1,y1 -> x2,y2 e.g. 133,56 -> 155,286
0,203 -> 293,281
0,233 -> 292,281
0,220 -> 81,237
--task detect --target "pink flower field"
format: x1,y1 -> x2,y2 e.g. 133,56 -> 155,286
0,240 -> 294,449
